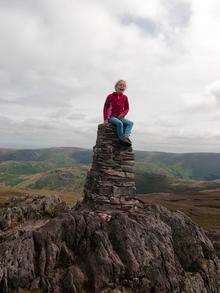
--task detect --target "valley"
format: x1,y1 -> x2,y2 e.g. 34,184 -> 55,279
0,146 -> 219,230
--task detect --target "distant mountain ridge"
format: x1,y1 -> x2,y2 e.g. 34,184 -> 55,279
1,147 -> 220,180
0,147 -> 92,166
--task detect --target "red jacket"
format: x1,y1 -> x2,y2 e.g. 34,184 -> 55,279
103,92 -> 129,121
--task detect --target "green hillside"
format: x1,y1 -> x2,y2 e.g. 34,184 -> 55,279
15,167 -> 88,193
1,147 -> 220,194
2,147 -> 220,180
0,161 -> 56,174
0,147 -> 92,166
135,151 -> 220,179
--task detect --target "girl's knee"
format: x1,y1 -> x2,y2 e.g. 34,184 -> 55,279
109,118 -> 123,126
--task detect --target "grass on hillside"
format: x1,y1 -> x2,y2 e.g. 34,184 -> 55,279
138,189 -> 220,229
0,185 -> 83,207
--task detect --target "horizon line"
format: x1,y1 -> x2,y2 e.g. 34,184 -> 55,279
1,145 -> 220,155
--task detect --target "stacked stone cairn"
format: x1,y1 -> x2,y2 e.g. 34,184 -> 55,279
84,123 -> 136,203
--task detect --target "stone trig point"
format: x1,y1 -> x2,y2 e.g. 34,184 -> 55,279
84,123 -> 136,203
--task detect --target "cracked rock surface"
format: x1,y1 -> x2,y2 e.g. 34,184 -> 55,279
0,194 -> 219,292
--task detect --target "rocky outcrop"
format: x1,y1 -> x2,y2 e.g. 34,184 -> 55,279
0,194 -> 219,292
206,229 -> 220,258
0,123 -> 219,292
84,123 -> 136,203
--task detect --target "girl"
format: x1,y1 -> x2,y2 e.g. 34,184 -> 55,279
103,80 -> 133,145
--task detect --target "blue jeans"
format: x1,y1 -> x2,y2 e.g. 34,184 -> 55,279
108,116 -> 133,140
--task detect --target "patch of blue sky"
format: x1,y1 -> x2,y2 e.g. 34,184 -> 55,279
120,15 -> 159,37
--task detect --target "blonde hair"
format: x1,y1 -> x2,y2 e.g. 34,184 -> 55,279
114,79 -> 127,91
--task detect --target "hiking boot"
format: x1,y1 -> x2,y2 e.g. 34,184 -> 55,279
125,137 -> 131,144
119,137 -> 131,146
124,137 -> 132,145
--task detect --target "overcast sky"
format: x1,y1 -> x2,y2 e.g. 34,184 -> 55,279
1,0 -> 220,152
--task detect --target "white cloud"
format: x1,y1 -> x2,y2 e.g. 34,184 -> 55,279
207,80 -> 220,101
0,0 -> 220,152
